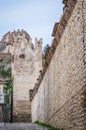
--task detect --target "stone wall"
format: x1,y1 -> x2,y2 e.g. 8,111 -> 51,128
31,0 -> 86,130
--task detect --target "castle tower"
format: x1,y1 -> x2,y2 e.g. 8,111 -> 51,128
0,30 -> 42,122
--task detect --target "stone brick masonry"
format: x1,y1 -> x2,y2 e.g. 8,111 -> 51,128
31,0 -> 86,130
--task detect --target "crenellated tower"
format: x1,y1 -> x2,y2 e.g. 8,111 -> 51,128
0,30 -> 42,122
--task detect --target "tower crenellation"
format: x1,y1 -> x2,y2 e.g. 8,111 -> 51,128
0,30 -> 42,53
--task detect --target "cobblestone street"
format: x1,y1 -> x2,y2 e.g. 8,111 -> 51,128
0,123 -> 47,130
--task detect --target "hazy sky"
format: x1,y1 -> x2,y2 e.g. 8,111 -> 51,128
0,0 -> 64,47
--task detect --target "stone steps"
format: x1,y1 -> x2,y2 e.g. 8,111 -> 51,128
0,123 -> 48,130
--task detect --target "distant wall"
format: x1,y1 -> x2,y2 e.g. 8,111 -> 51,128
31,0 -> 86,130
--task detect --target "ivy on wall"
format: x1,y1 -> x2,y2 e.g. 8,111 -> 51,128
0,67 -> 13,105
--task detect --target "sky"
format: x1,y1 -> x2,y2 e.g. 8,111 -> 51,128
0,0 -> 64,48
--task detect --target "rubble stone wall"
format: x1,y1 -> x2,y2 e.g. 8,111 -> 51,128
31,0 -> 86,130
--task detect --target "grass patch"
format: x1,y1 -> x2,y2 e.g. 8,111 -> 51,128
34,121 -> 64,130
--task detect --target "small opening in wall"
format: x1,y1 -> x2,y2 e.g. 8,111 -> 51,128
19,54 -> 25,59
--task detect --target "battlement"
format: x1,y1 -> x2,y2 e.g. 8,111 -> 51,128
12,29 -> 30,42
0,30 -> 42,53
1,29 -> 30,44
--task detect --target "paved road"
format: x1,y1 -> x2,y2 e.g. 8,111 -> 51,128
0,123 -> 48,130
